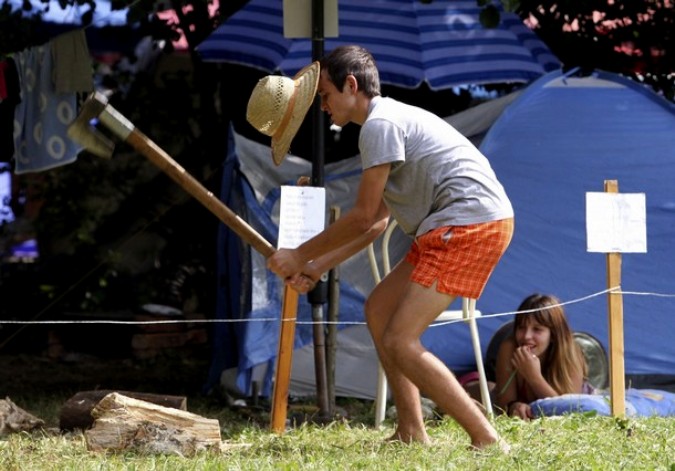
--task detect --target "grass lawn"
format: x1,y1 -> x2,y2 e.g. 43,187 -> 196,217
1,353 -> 673,470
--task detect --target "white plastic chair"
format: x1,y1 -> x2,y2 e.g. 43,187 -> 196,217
367,220 -> 493,427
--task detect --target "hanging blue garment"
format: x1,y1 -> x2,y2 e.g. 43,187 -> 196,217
12,43 -> 82,174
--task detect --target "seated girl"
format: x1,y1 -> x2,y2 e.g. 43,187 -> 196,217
493,293 -> 591,420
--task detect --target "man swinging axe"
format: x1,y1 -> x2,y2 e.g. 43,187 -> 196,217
66,61 -> 321,433
250,46 -> 513,451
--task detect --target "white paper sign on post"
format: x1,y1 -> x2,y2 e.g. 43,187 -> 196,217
278,186 -> 326,249
586,192 -> 647,253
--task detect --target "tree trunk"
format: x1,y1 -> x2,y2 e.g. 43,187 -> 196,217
85,392 -> 221,456
60,390 -> 187,431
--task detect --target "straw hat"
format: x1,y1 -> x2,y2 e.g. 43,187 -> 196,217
246,62 -> 320,165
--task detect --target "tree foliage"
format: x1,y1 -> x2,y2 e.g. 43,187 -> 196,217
0,0 -> 672,322
478,0 -> 674,100
0,0 -> 231,318
2,0 -> 672,97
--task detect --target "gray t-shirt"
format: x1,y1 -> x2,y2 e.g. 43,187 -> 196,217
359,96 -> 513,237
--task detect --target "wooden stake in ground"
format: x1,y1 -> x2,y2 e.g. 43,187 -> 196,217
270,285 -> 300,433
326,205 -> 342,417
604,179 -> 626,417
269,186 -> 325,433
85,392 -> 221,456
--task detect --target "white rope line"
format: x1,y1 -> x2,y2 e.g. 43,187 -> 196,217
428,286 -> 620,328
1,286 -> 673,326
616,290 -> 675,298
0,318 -> 280,325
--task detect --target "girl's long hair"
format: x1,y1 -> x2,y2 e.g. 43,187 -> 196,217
514,294 -> 587,394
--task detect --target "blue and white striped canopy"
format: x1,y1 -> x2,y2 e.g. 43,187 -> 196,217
197,0 -> 560,90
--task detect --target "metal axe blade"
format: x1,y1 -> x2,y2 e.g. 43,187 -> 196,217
67,92 -> 115,159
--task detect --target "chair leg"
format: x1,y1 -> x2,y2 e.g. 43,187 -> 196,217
375,362 -> 388,427
463,298 -> 493,417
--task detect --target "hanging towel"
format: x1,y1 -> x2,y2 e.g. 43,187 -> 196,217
12,44 -> 82,174
51,29 -> 94,93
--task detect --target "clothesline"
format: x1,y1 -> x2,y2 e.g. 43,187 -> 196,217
1,287 -> 674,326
0,29 -> 93,172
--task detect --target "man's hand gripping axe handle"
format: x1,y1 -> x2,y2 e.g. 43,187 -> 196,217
68,91 -> 276,258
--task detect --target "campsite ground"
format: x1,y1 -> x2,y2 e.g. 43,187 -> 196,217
0,350 -> 215,425
0,351 -> 211,401
3,351 -> 674,470
0,348 -> 372,431
2,351 -> 674,470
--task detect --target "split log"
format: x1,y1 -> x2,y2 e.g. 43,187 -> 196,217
60,390 -> 187,431
0,397 -> 44,435
85,392 -> 221,456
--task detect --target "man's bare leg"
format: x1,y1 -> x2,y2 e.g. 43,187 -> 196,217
365,262 -> 429,443
374,266 -> 508,450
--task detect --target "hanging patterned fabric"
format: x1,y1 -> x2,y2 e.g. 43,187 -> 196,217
12,29 -> 92,174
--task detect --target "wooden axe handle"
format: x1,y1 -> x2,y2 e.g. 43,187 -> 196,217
96,101 -> 275,258
128,131 -> 275,258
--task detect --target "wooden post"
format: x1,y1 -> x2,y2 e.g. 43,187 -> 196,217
604,179 -> 626,417
270,285 -> 300,433
326,206 -> 342,416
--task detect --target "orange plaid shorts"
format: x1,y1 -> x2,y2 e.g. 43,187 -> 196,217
404,218 -> 514,299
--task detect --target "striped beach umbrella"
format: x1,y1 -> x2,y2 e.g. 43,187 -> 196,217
196,0 -> 559,90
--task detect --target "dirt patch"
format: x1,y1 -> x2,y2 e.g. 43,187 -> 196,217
0,350 -> 212,402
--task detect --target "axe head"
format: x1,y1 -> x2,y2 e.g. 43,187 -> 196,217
67,92 -> 115,159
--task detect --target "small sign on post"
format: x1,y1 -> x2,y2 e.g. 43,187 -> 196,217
283,0 -> 339,38
278,186 -> 327,249
270,185 -> 326,433
586,180 -> 647,417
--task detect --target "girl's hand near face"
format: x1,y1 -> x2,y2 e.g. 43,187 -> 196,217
511,346 -> 542,381
511,346 -> 559,400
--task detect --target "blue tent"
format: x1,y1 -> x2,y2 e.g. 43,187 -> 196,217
208,69 -> 675,399
478,69 -> 675,389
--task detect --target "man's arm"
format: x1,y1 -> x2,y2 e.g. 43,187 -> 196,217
268,163 -> 391,279
305,205 -> 389,279
287,207 -> 389,293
